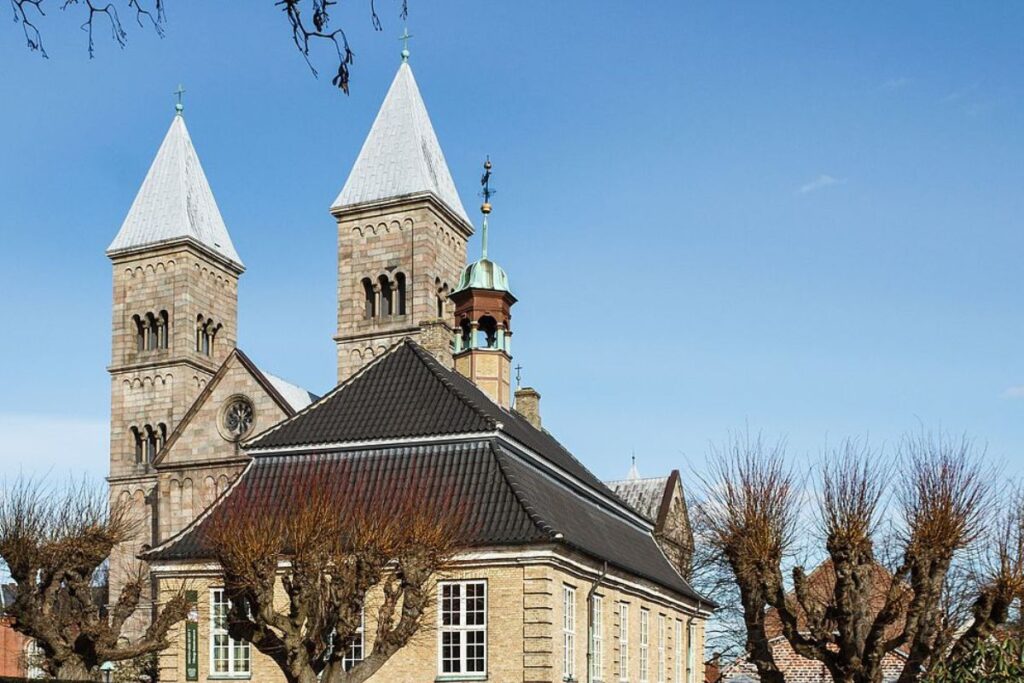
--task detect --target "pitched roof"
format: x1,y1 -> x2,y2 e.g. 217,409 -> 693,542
246,339 -> 610,494
260,370 -> 319,413
332,62 -> 471,228
107,114 -> 243,270
145,440 -> 707,602
606,475 -> 669,523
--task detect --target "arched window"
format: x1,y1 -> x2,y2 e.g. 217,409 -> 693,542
477,316 -> 498,349
158,310 -> 169,349
379,275 -> 393,316
435,278 -> 445,318
395,273 -> 407,315
196,315 -> 205,352
146,313 -> 158,351
362,278 -> 376,318
133,315 -> 145,351
144,425 -> 158,462
131,427 -> 144,464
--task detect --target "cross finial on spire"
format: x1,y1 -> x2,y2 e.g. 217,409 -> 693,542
174,84 -> 186,115
515,364 -> 523,389
628,452 -> 640,480
399,27 -> 413,62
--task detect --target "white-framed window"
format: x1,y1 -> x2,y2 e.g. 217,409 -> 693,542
210,588 -> 250,677
563,585 -> 576,681
438,580 -> 487,677
591,594 -> 604,682
342,607 -> 365,672
639,608 -> 650,682
618,603 -> 629,682
674,619 -> 683,683
658,614 -> 666,682
686,620 -> 696,683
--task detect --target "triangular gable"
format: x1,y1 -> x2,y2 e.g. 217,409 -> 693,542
154,349 -> 304,468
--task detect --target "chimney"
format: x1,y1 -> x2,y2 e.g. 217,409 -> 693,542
514,387 -> 541,430
418,319 -> 454,370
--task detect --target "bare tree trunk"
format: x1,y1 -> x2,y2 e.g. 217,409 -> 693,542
56,659 -> 94,681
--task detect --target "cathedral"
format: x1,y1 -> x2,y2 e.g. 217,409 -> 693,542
105,49 -> 712,682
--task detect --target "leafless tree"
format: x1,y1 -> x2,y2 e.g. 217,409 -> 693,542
698,431 -> 798,683
205,460 -> 464,683
9,0 -> 408,93
0,477 -> 188,680
700,431 -> 1022,683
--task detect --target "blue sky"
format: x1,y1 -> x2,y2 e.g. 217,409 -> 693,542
1,1 -> 1021,484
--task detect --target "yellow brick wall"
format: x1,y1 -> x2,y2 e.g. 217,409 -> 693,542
154,556 -> 707,683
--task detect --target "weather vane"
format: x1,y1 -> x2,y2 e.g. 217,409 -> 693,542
174,84 -> 186,115
479,157 -> 495,259
515,364 -> 523,389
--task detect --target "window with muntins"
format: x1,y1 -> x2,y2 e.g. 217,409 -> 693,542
210,589 -> 250,677
563,585 -> 576,681
342,607 -> 364,672
640,608 -> 650,683
686,621 -> 695,683
438,580 -> 486,677
618,603 -> 629,682
591,595 -> 604,682
658,614 -> 666,682
674,619 -> 683,683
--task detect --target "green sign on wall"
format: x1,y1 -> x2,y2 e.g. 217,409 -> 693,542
185,590 -> 199,681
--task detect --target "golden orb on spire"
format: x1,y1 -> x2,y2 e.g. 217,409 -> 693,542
481,202 -> 492,214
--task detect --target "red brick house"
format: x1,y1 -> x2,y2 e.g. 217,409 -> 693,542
0,584 -> 28,677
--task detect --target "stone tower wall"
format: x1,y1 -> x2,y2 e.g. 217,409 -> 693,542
107,242 -> 240,631
334,199 -> 469,383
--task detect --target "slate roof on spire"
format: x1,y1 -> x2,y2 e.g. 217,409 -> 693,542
107,114 -> 243,270
332,62 -> 471,228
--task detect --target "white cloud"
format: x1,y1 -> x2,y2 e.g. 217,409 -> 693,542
797,174 -> 845,195
0,413 -> 108,480
1002,386 -> 1024,400
881,77 -> 910,92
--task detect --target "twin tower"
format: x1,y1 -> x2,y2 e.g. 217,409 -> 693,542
106,58 -> 518,487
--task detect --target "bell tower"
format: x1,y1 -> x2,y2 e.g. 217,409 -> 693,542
332,48 -> 473,384
450,159 -> 516,408
106,97 -> 242,631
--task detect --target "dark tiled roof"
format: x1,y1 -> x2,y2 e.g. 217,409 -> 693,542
148,441 -> 545,561
146,438 -> 707,603
246,340 -> 611,494
496,447 -> 702,600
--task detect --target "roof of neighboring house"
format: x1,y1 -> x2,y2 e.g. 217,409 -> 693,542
107,113 -> 243,270
147,340 -> 713,605
259,369 -> 319,413
332,61 -> 471,228
605,475 -> 669,523
763,560 -> 906,641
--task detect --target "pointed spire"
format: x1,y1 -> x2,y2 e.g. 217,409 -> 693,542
107,113 -> 243,270
628,453 -> 640,481
332,62 -> 471,228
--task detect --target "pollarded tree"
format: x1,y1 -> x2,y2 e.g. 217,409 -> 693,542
0,477 -> 188,680
699,431 -> 1023,683
205,460 -> 464,683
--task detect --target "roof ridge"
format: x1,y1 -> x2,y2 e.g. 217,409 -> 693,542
404,340 -> 500,430
490,442 -> 557,540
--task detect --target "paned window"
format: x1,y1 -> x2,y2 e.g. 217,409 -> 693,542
438,581 -> 486,676
618,603 -> 629,681
590,595 -> 604,681
686,620 -> 696,683
210,589 -> 250,677
342,607 -> 365,671
640,608 -> 650,682
658,614 -> 666,682
674,619 -> 683,683
563,585 -> 576,681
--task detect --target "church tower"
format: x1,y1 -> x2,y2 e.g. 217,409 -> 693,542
450,159 -> 516,408
332,50 -> 473,383
106,100 -> 243,620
